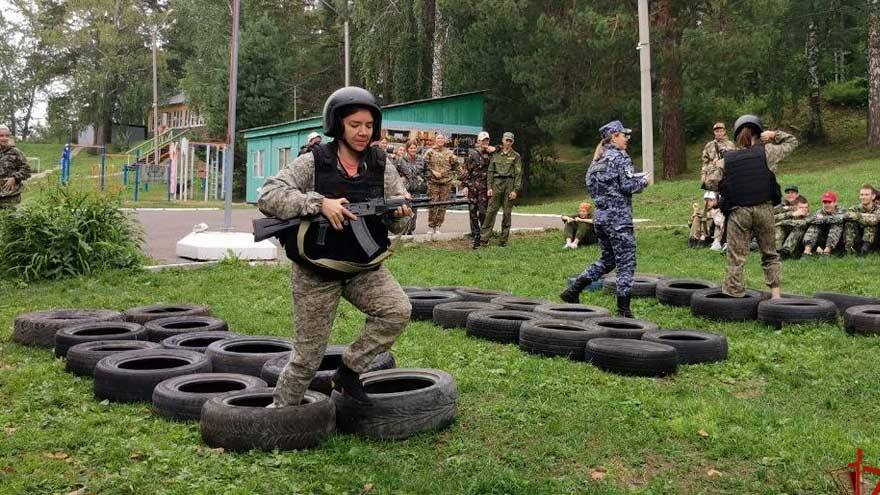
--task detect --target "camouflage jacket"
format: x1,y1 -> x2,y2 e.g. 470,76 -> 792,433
808,205 -> 845,226
586,144 -> 647,226
424,147 -> 460,184
774,210 -> 809,228
462,148 -> 492,190
702,131 -> 798,192
395,153 -> 427,194
700,138 -> 735,171
845,202 -> 880,226
488,149 -> 523,192
773,195 -> 806,214
256,147 -> 409,234
0,145 -> 31,198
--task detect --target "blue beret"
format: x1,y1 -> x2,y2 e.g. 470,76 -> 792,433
599,120 -> 632,140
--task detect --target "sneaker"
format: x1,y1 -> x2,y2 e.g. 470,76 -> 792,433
710,241 -> 723,251
434,228 -> 442,236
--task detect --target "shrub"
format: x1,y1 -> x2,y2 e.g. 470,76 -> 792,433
0,188 -> 144,281
823,78 -> 868,108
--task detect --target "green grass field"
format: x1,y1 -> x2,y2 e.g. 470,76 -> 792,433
3,115 -> 879,494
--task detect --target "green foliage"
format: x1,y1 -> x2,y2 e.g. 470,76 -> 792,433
823,78 -> 868,107
0,188 -> 144,281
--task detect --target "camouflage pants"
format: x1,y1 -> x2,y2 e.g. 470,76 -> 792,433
480,179 -> 515,245
723,203 -> 781,297
803,223 -> 843,251
273,263 -> 411,407
467,186 -> 488,239
579,223 -> 637,297
427,181 -> 453,229
564,221 -> 595,245
844,221 -> 878,250
776,225 -> 807,253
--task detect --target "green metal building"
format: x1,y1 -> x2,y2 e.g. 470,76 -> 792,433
241,91 -> 485,203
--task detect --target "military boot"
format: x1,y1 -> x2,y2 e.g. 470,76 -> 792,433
472,232 -> 481,250
617,295 -> 633,319
859,244 -> 872,257
560,277 -> 592,303
331,363 -> 371,404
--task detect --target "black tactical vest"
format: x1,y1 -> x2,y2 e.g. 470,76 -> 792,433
719,145 -> 781,214
281,142 -> 389,277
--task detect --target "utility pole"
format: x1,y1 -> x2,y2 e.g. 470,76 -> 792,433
152,28 -> 160,172
637,0 -> 655,184
223,0 -> 241,231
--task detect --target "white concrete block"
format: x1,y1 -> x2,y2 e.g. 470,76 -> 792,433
176,231 -> 277,261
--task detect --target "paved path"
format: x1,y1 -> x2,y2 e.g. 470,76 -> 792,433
133,207 -> 566,264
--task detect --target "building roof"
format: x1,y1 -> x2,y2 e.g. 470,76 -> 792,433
165,93 -> 187,105
241,90 -> 485,138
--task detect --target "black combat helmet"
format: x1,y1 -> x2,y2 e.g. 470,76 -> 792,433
732,114 -> 763,139
322,86 -> 382,142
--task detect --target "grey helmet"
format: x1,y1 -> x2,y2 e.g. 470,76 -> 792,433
733,114 -> 763,139
322,86 -> 382,142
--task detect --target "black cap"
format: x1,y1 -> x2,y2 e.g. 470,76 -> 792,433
784,185 -> 798,193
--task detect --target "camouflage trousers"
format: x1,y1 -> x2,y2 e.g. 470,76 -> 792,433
723,203 -> 781,297
844,221 -> 878,251
579,223 -> 637,297
775,225 -> 807,253
803,223 -> 843,251
427,181 -> 453,229
480,179 -> 515,245
564,221 -> 595,245
273,263 -> 411,407
467,186 -> 488,239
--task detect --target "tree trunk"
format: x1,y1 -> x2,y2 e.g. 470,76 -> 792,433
869,0 -> 880,147
422,0 -> 435,98
806,20 -> 825,143
21,86 -> 37,140
655,0 -> 686,179
430,0 -> 445,97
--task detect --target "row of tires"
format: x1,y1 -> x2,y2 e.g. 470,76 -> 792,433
12,305 -> 459,451
403,289 -> 729,377
600,275 -> 880,334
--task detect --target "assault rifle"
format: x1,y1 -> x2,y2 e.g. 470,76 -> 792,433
253,195 -> 469,257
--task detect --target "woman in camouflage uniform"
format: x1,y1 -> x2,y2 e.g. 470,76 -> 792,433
0,125 -> 31,209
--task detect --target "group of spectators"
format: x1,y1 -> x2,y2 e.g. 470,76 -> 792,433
690,121 -> 879,258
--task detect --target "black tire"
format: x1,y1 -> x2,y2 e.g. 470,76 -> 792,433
642,330 -> 728,364
602,274 -> 660,297
533,303 -> 611,322
65,340 -> 162,377
151,373 -> 267,421
690,288 -> 769,321
55,322 -> 146,358
756,298 -> 838,328
655,278 -> 719,307
432,302 -> 504,329
583,317 -> 660,340
161,331 -> 239,353
408,291 -> 463,321
94,349 -> 212,403
814,292 -> 880,313
453,288 -> 512,303
489,296 -> 550,312
201,388 -> 335,451
144,316 -> 229,343
332,368 -> 457,440
402,286 -> 427,294
518,319 -> 607,360
206,337 -> 294,377
465,310 -> 538,344
429,286 -> 462,292
123,303 -> 211,324
260,345 -> 396,391
844,305 -> 880,336
13,309 -> 123,348
585,338 -> 678,377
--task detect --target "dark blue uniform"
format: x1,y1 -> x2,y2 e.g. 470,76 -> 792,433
577,143 -> 647,297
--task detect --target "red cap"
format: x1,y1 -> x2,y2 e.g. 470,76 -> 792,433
821,191 -> 837,203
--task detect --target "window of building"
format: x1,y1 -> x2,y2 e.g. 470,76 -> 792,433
253,150 -> 265,177
279,147 -> 292,168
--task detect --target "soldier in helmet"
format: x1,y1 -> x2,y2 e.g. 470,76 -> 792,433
0,125 -> 31,209
298,131 -> 323,156
560,121 -> 649,318
258,87 -> 413,407
703,115 -> 798,298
